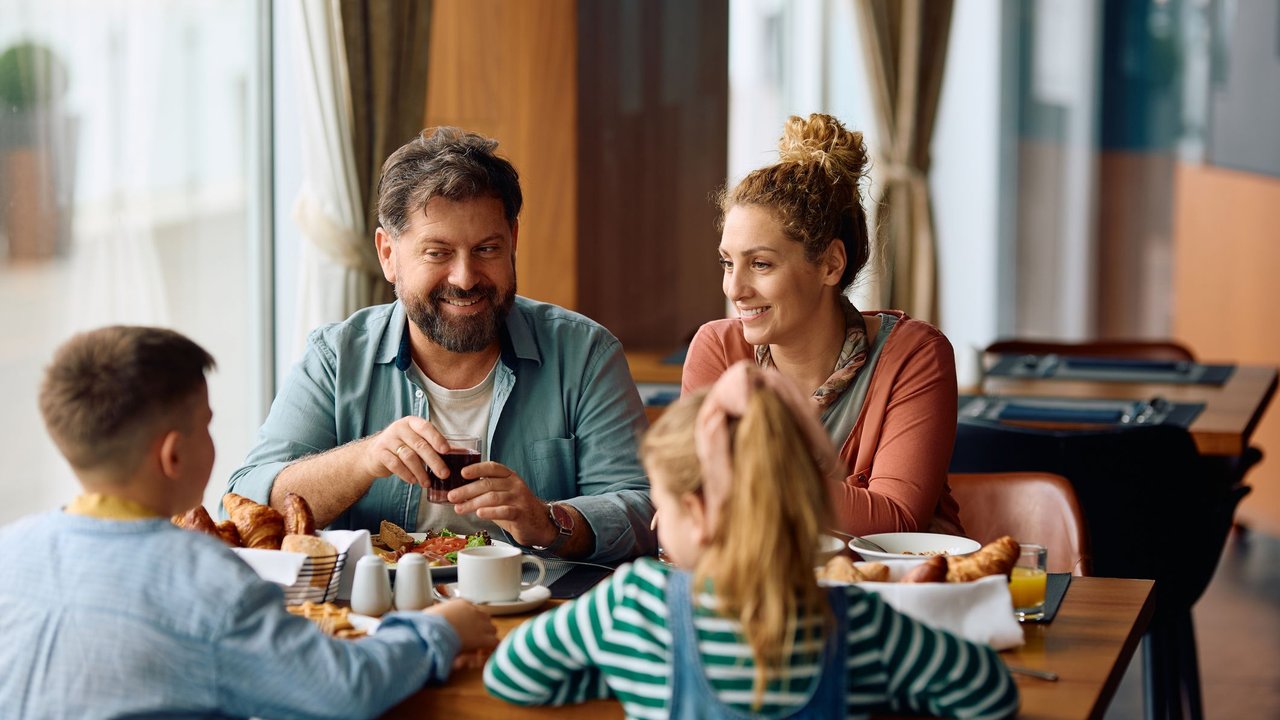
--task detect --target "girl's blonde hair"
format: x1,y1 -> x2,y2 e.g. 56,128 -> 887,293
642,385 -> 833,709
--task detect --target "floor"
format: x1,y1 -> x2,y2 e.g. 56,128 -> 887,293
1104,527 -> 1280,719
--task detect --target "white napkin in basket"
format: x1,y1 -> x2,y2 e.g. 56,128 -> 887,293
232,529 -> 371,600
823,560 -> 1025,650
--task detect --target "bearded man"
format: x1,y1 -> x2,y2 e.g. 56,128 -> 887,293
230,128 -> 654,562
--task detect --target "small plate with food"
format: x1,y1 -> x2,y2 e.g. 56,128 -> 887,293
371,520 -> 502,582
848,532 -> 981,562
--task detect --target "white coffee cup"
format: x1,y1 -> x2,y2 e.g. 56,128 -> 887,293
456,545 -> 546,603
350,554 -> 393,616
394,553 -> 434,611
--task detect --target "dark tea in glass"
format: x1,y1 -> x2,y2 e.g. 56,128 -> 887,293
427,435 -> 481,504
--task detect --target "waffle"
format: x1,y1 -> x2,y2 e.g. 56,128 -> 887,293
287,601 -> 367,640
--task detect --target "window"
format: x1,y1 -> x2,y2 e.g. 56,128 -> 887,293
0,0 -> 271,520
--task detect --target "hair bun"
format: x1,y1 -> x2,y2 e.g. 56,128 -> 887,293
777,113 -> 868,181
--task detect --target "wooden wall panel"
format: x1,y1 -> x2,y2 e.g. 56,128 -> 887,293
576,0 -> 728,350
1172,162 -> 1280,535
425,0 -> 578,310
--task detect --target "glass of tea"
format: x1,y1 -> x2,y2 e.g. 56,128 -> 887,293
426,434 -> 481,504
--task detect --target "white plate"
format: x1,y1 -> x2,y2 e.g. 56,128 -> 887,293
849,532 -> 981,562
436,582 -> 552,616
384,536 -> 511,580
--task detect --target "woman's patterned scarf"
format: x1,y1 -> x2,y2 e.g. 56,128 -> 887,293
754,297 -> 869,410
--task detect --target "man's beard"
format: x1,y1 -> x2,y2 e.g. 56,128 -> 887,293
400,278 -> 515,353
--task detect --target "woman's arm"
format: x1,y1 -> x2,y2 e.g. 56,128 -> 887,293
681,322 -> 735,395
829,334 -> 958,534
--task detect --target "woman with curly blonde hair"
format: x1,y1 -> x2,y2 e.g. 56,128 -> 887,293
682,113 -> 963,537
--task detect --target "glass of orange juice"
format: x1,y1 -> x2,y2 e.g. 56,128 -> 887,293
1009,544 -> 1048,621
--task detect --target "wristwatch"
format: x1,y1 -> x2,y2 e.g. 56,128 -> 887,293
534,502 -> 574,553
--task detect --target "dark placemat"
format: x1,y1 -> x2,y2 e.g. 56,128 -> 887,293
987,354 -> 1235,386
1024,573 -> 1071,624
545,562 -> 613,599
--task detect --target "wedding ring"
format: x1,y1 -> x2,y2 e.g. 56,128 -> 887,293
395,444 -> 409,455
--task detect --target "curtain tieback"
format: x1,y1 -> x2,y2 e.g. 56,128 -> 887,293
293,192 -> 381,275
881,162 -> 928,187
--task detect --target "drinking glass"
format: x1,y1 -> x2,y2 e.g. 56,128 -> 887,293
1009,544 -> 1048,621
427,434 -> 481,504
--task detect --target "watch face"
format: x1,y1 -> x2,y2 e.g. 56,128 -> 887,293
550,503 -> 574,534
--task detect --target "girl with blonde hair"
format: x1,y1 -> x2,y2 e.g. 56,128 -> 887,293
485,362 -> 1017,719
684,113 -> 963,537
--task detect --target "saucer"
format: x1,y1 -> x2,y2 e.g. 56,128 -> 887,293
436,583 -> 552,615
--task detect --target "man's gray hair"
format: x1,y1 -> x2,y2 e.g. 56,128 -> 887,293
376,127 -> 523,236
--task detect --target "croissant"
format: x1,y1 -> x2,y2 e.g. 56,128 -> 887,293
223,493 -> 284,550
282,492 -> 316,536
946,536 -> 1020,582
215,520 -> 242,548
816,557 -> 889,583
172,505 -> 219,538
901,555 -> 948,583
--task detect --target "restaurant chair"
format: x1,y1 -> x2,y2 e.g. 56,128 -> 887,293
948,471 -> 1092,576
949,419 -> 1246,720
983,337 -> 1196,363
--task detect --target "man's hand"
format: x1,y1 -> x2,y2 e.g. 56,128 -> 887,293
361,416 -> 453,486
446,461 -> 559,547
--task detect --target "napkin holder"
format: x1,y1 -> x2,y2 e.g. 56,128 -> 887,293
233,529 -> 370,605
822,560 -> 1025,650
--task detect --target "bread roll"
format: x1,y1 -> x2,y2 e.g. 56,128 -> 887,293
379,520 -> 415,552
282,492 -> 316,536
946,536 -> 1020,582
282,534 -> 338,589
223,493 -> 284,550
281,533 -> 337,558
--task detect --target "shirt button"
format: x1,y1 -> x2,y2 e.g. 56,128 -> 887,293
856,473 -> 869,483
415,389 -> 424,399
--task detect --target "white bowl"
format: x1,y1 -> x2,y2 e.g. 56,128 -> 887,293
817,533 -> 845,560
849,532 -> 981,562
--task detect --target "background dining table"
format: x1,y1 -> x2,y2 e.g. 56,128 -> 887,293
381,576 -> 1154,720
978,362 -> 1277,457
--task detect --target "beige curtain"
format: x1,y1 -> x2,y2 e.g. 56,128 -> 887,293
855,0 -> 953,323
290,0 -> 431,356
340,0 -> 433,307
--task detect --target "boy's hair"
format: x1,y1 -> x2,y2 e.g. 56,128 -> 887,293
642,385 -> 832,709
39,326 -> 216,477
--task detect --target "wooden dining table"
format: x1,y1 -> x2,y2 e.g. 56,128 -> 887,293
979,363 -> 1277,456
382,576 -> 1154,720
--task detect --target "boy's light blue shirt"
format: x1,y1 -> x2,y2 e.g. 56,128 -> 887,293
0,512 -> 460,720
229,296 -> 656,563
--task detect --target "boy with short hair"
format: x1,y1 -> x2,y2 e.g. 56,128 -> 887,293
0,326 -> 496,719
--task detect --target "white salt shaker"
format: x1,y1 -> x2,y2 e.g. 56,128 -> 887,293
394,553 -> 434,611
350,554 -> 393,616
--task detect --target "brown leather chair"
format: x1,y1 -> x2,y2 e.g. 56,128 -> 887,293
949,471 -> 1092,576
